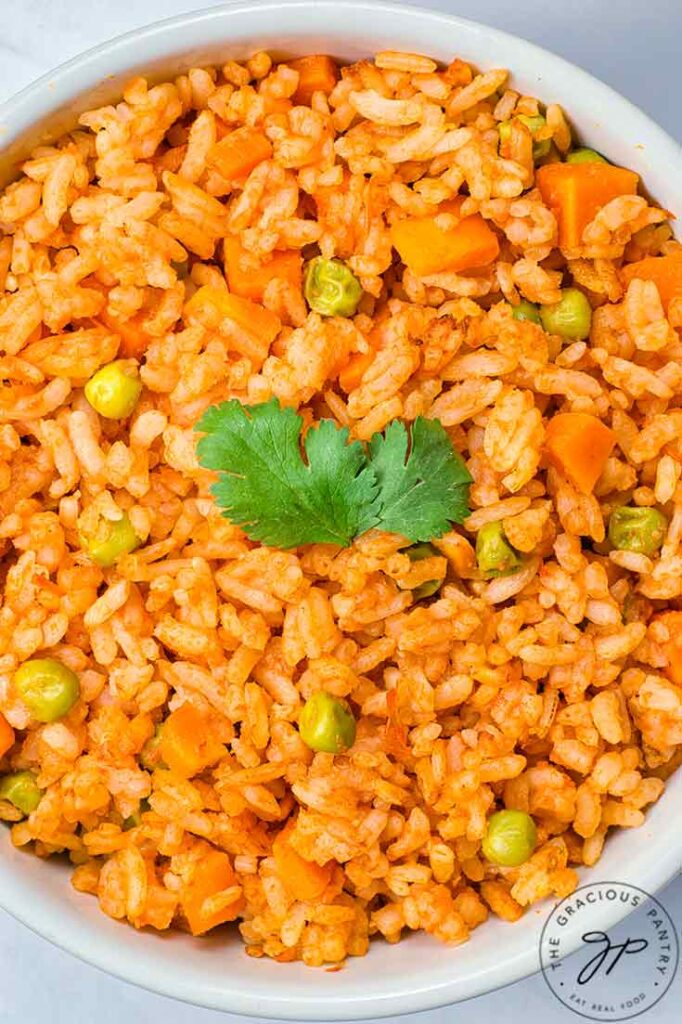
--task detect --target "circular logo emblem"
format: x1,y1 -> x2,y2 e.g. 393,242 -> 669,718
539,881 -> 679,1021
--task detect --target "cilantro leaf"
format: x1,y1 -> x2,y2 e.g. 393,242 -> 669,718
195,398 -> 380,548
195,400 -> 472,549
369,417 -> 472,542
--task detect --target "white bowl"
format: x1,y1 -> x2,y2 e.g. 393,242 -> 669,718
1,2 -> 681,1018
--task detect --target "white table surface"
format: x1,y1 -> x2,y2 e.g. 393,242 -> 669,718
1,1 -> 681,1022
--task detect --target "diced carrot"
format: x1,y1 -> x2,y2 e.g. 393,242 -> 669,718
82,276 -> 151,359
207,126 -> 272,181
288,55 -> 339,106
223,236 -> 302,301
536,162 -> 639,250
128,713 -> 155,754
0,712 -> 14,759
338,350 -> 375,393
439,196 -> 467,216
337,300 -> 395,393
621,251 -> 682,312
272,822 -> 333,902
444,58 -> 473,87
263,96 -> 293,116
159,702 -> 225,778
184,286 -> 281,362
653,612 -> 682,686
181,847 -> 245,936
545,412 -> 615,494
390,205 -> 500,278
101,310 -> 151,359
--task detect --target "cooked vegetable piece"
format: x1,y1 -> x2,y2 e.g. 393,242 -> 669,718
0,713 -> 14,759
123,809 -> 142,830
13,658 -> 80,723
565,148 -> 608,165
390,208 -> 500,277
83,278 -> 154,359
338,350 -> 375,393
196,398 -> 379,547
412,579 -> 442,599
185,286 -> 281,359
288,55 -> 339,105
510,299 -> 542,324
476,522 -> 521,578
80,511 -> 140,568
263,95 -> 293,116
159,703 -> 225,777
536,162 -> 639,248
207,126 -> 272,180
608,506 -> 668,556
0,771 -> 42,815
181,848 -> 245,935
140,726 -> 166,771
499,114 -> 551,160
101,311 -> 151,359
304,257 -> 363,317
407,542 -> 446,599
299,691 -> 356,753
272,822 -> 333,901
196,401 -> 472,547
545,412 -> 615,494
369,418 -> 473,541
540,287 -> 592,340
621,251 -> 682,313
84,359 -> 142,419
482,810 -> 537,867
407,542 -> 439,560
223,236 -> 302,301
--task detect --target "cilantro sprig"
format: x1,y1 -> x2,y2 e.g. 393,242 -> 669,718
195,398 -> 472,549
369,418 -> 472,542
196,400 -> 378,546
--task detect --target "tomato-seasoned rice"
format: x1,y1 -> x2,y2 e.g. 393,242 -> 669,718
1,47 -> 681,966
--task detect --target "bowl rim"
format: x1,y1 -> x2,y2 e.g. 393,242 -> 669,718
0,1 -> 681,1018
0,0 -> 680,171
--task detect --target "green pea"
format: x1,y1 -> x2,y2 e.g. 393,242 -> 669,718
407,543 -> 439,561
412,580 -> 442,599
304,257 -> 363,317
80,512 -> 140,568
510,299 -> 542,325
299,691 -> 356,754
476,521 -> 521,578
0,771 -> 42,815
565,148 -> 608,165
499,114 -> 551,160
13,658 -> 80,723
608,506 -> 668,556
84,359 -> 143,419
171,258 -> 190,279
407,542 -> 446,600
540,288 -> 592,341
482,809 -> 537,867
123,798 -> 150,829
621,590 -> 646,625
140,727 -> 166,771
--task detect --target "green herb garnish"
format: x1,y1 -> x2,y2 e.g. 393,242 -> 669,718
195,398 -> 471,549
369,418 -> 472,543
196,399 -> 378,547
